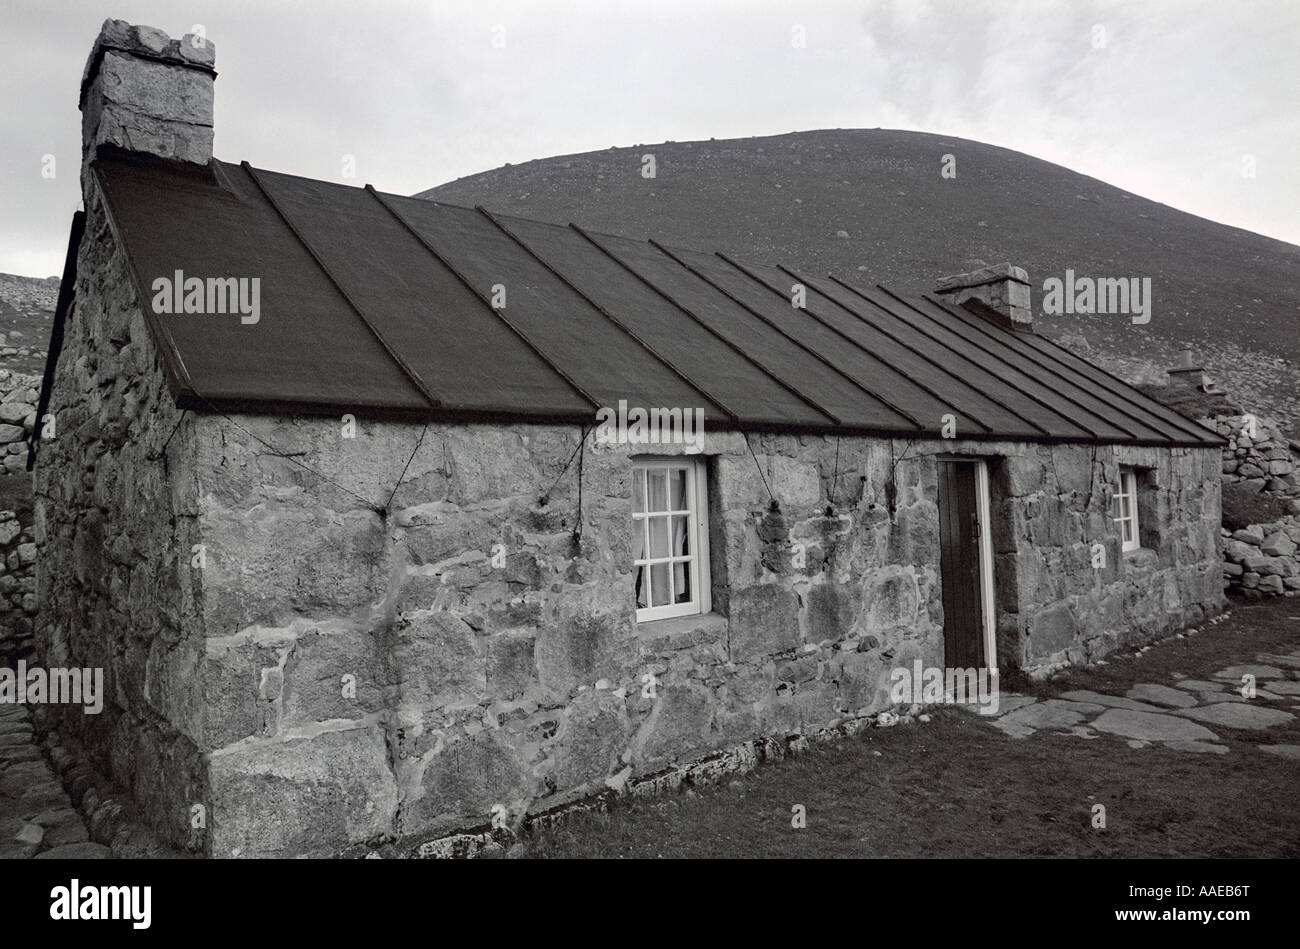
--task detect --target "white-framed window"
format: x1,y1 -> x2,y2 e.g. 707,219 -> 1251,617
1112,466 -> 1141,552
632,455 -> 711,623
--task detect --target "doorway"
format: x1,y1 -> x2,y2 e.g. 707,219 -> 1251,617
936,459 -> 996,668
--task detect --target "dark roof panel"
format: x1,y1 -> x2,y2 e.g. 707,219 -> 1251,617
250,169 -> 592,418
900,293 -> 1167,442
491,215 -> 830,427
96,155 -> 430,412
387,198 -> 717,414
83,150 -> 1221,448
583,231 -> 916,431
740,262 -> 1044,438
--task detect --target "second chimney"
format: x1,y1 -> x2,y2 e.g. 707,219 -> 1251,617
79,19 -> 216,196
935,263 -> 1033,332
1166,348 -> 1208,392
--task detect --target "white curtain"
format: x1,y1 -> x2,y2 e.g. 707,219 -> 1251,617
671,516 -> 688,601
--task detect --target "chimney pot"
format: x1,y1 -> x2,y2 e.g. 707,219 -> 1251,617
79,19 -> 216,196
934,262 -> 1033,332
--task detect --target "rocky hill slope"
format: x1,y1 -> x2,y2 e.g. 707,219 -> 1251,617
0,273 -> 57,375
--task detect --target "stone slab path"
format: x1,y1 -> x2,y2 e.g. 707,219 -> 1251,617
0,704 -> 102,859
976,646 -> 1300,758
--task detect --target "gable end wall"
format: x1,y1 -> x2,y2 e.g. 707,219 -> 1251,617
34,182 -> 207,851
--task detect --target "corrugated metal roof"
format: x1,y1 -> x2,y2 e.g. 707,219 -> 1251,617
86,149 -> 1220,447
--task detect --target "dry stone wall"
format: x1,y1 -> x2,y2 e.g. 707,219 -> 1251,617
0,511 -> 38,663
1222,516 -> 1300,597
0,369 -> 42,662
0,370 -> 39,475
1209,413 -> 1299,497
1205,412 -> 1300,598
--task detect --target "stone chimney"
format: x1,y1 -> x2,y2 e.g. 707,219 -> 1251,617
935,263 -> 1033,332
79,19 -> 216,196
1167,347 -> 1208,392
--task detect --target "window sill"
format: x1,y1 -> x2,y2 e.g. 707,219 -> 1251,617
635,610 -> 727,644
1122,546 -> 1158,567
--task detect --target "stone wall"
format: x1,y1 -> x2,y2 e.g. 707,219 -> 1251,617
0,370 -> 42,662
0,370 -> 39,475
1205,411 -> 1299,598
1209,413 -> 1299,497
179,418 -> 1220,857
0,510 -> 38,663
990,442 -> 1222,671
1222,516 -> 1300,597
33,180 -> 205,854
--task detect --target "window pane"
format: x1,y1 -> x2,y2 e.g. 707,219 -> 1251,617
671,515 -> 690,557
633,469 -> 646,514
633,516 -> 646,562
1120,495 -> 1130,518
635,565 -> 648,608
648,469 -> 667,512
650,563 -> 671,606
669,469 -> 687,511
648,516 -> 670,559
673,560 -> 691,603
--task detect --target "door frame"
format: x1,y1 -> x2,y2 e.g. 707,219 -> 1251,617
938,455 -> 997,669
973,460 -> 996,669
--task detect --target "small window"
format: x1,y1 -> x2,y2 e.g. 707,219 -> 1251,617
632,456 -> 710,622
1112,466 -> 1141,552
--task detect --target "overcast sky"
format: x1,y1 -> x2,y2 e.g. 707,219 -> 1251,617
2,0 -> 1297,277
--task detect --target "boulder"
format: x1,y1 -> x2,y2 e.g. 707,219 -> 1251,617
1258,575 -> 1284,594
0,403 -> 32,424
1261,532 -> 1296,557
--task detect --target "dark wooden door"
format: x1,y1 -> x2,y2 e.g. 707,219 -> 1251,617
937,460 -> 984,668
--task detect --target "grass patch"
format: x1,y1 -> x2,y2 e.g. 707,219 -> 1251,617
521,599 -> 1300,858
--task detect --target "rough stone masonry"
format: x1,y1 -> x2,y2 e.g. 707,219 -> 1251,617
31,20 -> 1225,858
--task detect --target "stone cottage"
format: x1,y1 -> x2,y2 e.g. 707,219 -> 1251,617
33,20 -> 1225,857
